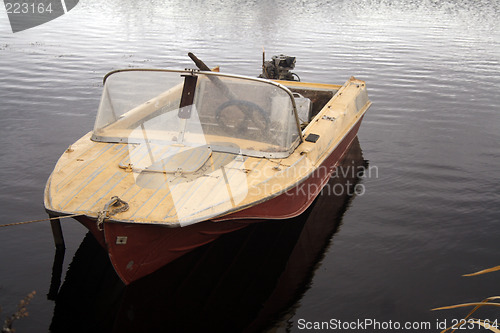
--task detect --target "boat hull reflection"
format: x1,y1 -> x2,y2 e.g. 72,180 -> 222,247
50,137 -> 367,333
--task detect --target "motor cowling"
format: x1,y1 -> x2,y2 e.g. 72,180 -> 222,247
260,54 -> 299,81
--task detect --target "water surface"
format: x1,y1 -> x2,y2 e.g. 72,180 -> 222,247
0,0 -> 499,332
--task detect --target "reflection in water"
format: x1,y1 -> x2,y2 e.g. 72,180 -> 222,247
49,137 -> 367,333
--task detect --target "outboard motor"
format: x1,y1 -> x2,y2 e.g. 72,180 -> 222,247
260,54 -> 300,81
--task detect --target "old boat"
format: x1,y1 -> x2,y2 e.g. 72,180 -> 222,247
44,57 -> 371,284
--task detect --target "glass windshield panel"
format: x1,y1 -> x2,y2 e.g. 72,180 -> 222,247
93,70 -> 301,158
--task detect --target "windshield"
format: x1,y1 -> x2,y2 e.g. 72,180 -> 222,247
92,70 -> 302,158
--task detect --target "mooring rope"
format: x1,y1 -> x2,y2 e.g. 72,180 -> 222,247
0,214 -> 82,228
97,196 -> 129,231
1,196 -> 128,229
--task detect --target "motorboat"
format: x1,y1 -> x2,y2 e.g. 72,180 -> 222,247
44,54 -> 372,284
49,138 -> 367,333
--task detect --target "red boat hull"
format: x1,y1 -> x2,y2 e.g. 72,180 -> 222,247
77,116 -> 364,285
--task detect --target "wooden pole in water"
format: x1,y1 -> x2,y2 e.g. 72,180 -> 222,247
49,215 -> 65,251
47,215 -> 66,299
47,247 -> 65,300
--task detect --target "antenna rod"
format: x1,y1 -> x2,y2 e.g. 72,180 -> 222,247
262,46 -> 265,69
188,52 -> 211,71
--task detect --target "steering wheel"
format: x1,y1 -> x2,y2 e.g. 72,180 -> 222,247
215,99 -> 270,136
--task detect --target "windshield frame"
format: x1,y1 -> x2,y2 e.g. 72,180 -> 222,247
93,69 -> 304,158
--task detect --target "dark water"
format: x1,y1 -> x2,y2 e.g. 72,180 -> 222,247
0,0 -> 499,332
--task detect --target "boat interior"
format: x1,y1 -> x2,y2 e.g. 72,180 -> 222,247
282,83 -> 339,128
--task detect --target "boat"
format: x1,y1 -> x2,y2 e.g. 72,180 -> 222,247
44,53 -> 372,285
49,138 -> 367,333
